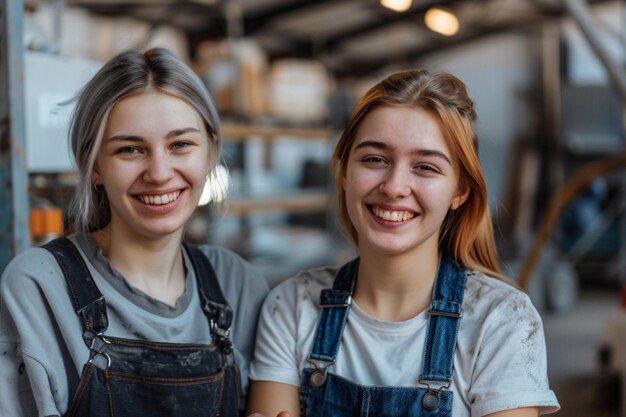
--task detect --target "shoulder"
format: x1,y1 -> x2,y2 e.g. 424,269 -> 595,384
194,245 -> 267,286
267,265 -> 338,308
192,245 -> 269,310
255,264 -> 338,350
464,270 -> 535,314
1,246 -> 65,295
462,270 -> 544,346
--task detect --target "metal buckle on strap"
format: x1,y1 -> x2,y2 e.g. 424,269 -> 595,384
85,332 -> 111,368
418,378 -> 451,411
210,318 -> 231,339
307,357 -> 333,387
204,301 -> 233,328
320,295 -> 352,308
427,300 -> 463,318
426,309 -> 463,318
418,377 -> 451,391
205,301 -> 234,354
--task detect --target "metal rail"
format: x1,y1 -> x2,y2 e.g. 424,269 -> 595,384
0,0 -> 30,273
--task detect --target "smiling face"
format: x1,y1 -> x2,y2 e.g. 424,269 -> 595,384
344,105 -> 468,259
92,91 -> 212,241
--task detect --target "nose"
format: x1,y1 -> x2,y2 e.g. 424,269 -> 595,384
142,152 -> 174,184
379,166 -> 411,198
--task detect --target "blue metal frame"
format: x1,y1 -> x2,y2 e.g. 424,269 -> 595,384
0,0 -> 30,274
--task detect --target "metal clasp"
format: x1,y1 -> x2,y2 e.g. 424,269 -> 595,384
86,332 -> 111,369
210,318 -> 231,339
320,295 -> 352,308
418,378 -> 450,411
307,358 -> 333,387
426,309 -> 463,318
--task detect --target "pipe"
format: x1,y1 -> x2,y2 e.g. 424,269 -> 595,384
563,0 -> 626,101
518,153 -> 626,291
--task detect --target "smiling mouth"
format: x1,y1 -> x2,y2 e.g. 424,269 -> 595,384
372,206 -> 416,222
137,191 -> 181,205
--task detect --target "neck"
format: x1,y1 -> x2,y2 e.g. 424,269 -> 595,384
353,245 -> 440,321
92,226 -> 186,307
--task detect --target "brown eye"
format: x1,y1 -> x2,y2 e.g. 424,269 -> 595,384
414,164 -> 438,174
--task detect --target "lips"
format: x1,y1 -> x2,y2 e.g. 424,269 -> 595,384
372,205 -> 416,222
136,191 -> 181,205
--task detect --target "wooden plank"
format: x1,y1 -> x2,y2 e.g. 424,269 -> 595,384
221,191 -> 330,216
221,123 -> 331,141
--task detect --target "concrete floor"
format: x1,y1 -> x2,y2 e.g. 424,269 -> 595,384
543,288 -> 623,417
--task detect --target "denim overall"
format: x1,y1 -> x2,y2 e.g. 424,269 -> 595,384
42,237 -> 240,417
300,253 -> 466,417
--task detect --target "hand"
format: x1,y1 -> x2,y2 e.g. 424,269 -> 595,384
247,412 -> 292,417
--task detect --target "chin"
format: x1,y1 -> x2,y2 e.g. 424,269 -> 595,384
363,239 -> 412,256
140,221 -> 186,238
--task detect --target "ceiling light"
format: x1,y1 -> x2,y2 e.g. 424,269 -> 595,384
380,0 -> 412,13
424,7 -> 459,36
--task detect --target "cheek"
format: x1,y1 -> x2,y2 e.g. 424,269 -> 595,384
188,153 -> 211,177
343,172 -> 367,206
421,182 -> 456,212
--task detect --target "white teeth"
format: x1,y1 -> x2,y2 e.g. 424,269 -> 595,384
372,206 -> 415,222
138,191 -> 180,206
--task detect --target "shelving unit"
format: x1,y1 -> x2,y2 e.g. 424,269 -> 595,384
218,121 -> 334,219
224,189 -> 330,217
221,123 -> 331,142
205,121 -> 339,286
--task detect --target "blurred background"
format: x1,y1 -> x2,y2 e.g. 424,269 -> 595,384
2,0 -> 626,415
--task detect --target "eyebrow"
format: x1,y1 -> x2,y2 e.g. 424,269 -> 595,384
105,127 -> 202,143
354,140 -> 452,166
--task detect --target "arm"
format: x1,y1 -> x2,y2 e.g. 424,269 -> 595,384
486,407 -> 539,417
245,273 -> 317,417
246,381 -> 300,417
468,285 -> 559,416
0,249 -> 71,417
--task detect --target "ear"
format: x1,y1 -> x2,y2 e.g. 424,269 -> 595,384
92,165 -> 102,186
451,181 -> 470,210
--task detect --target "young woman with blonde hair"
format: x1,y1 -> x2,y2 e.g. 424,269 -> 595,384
0,48 -> 268,417
247,70 -> 559,417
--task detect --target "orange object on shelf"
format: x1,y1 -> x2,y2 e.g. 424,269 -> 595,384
30,207 -> 64,240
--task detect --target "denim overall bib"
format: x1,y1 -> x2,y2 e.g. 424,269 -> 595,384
300,253 -> 466,417
42,237 -> 240,417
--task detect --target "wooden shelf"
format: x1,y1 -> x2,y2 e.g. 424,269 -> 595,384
216,123 -> 332,218
221,123 -> 331,141
222,190 -> 330,216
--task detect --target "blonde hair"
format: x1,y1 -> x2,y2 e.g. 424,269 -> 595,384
68,48 -> 222,233
332,69 -> 503,279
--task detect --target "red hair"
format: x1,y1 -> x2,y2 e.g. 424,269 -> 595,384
332,70 -> 503,279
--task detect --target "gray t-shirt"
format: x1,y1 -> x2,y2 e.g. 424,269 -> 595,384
0,234 -> 269,417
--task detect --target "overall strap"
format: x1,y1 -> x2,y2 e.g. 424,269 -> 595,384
41,237 -> 109,337
184,243 -> 234,354
419,252 -> 467,387
308,258 -> 357,364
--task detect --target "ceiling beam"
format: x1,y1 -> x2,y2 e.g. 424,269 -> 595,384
330,13 -> 557,78
262,0 -> 467,61
242,0 -> 339,35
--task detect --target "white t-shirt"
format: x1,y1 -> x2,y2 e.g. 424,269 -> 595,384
250,265 -> 560,417
0,234 -> 269,417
